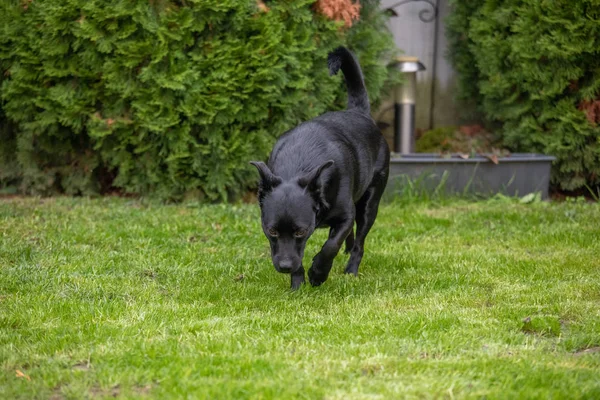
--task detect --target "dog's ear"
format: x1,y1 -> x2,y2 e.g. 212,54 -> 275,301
297,160 -> 334,210
249,161 -> 282,202
297,160 -> 334,189
249,161 -> 281,185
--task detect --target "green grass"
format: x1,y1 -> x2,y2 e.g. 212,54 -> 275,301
1,196 -> 599,399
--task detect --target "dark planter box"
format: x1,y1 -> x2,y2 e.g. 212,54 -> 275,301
386,153 -> 556,199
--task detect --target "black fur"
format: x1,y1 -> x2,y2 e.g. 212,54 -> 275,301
250,46 -> 390,290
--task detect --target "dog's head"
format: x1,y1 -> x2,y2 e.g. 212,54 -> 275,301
250,160 -> 333,274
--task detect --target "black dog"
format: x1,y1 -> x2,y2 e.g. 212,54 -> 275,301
250,47 -> 389,289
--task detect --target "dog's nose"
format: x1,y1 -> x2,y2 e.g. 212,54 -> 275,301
278,259 -> 293,273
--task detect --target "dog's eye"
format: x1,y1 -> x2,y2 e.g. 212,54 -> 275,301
294,229 -> 307,238
268,228 -> 278,237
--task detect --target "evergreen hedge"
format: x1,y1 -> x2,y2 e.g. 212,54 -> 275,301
447,0 -> 600,191
0,0 -> 397,200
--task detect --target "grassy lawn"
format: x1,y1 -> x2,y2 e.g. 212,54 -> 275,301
1,196 -> 599,399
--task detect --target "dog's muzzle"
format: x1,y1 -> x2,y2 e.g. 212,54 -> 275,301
274,258 -> 299,274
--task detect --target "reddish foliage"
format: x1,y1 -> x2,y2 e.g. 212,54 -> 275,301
256,0 -> 269,13
459,124 -> 484,136
579,99 -> 600,125
568,80 -> 579,92
314,0 -> 361,27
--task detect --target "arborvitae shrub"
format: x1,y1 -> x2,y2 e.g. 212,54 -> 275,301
0,0 -> 398,200
447,0 -> 600,191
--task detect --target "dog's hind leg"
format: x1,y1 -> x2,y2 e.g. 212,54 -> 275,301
344,227 -> 355,254
308,218 -> 354,286
345,175 -> 387,276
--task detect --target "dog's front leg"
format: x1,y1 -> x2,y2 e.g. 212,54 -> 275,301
308,220 -> 354,286
290,266 -> 305,290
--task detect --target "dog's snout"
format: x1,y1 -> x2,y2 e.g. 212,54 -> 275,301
278,259 -> 294,273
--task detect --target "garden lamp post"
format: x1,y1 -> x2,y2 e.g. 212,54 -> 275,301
394,56 -> 426,154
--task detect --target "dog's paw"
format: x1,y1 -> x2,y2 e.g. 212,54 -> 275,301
344,265 -> 358,276
308,267 -> 328,287
290,273 -> 305,290
344,263 -> 359,276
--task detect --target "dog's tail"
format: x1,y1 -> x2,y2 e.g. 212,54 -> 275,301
328,46 -> 370,114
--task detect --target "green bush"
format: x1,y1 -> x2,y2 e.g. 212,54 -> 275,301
0,0 -> 398,200
447,0 -> 600,191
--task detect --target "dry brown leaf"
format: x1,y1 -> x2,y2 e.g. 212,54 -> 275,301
574,346 -> 600,356
16,370 -> 31,381
485,154 -> 499,165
